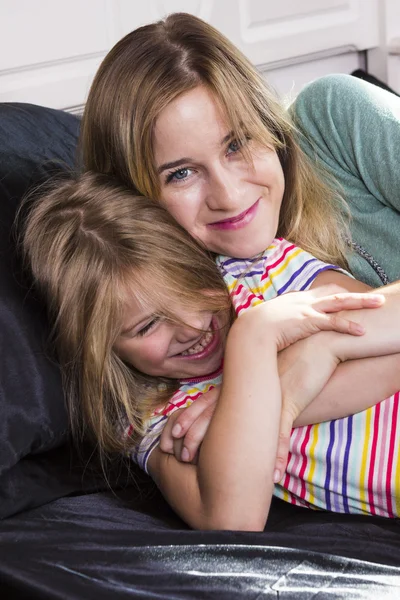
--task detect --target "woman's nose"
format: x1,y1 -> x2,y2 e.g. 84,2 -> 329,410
206,165 -> 243,212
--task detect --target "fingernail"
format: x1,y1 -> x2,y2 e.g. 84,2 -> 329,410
368,294 -> 384,303
273,469 -> 281,483
354,324 -> 365,334
172,424 -> 182,437
181,447 -> 190,462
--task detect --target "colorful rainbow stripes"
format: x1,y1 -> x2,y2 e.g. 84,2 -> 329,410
132,238 -> 400,518
275,393 -> 400,517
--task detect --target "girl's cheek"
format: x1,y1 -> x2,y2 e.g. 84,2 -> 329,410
142,337 -> 170,365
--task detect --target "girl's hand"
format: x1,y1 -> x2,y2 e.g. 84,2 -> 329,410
159,386 -> 221,463
245,289 -> 385,352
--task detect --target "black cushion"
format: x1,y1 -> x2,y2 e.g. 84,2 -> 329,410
0,103 -> 81,516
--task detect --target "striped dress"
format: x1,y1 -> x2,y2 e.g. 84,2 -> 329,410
132,238 -> 400,518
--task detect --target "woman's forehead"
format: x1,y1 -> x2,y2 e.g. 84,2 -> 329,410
153,86 -> 230,157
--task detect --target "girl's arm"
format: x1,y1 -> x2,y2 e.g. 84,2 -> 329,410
147,291 -> 383,531
149,308 -> 281,531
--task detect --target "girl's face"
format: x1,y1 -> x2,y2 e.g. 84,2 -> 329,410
153,85 -> 285,258
114,291 -> 228,379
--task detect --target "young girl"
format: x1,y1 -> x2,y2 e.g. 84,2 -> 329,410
78,12 -> 400,456
23,172 -> 400,531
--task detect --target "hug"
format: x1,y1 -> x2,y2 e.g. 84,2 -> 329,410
16,13 -> 400,534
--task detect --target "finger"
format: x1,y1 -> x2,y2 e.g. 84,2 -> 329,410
306,284 -> 349,299
172,436 -> 184,462
312,313 -> 366,335
312,314 -> 365,335
159,410 -> 184,454
313,293 -> 385,314
274,411 -> 293,483
180,405 -> 216,462
170,386 -> 220,439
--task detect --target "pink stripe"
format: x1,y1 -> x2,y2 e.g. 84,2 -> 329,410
231,283 -> 245,297
283,450 -> 293,501
385,392 -> 399,518
234,292 -> 261,314
367,403 -> 381,515
260,243 -> 296,281
162,389 -> 214,416
375,398 -> 390,516
298,425 -> 312,500
287,427 -> 308,500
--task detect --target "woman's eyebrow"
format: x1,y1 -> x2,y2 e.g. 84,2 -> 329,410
157,132 -> 235,174
157,158 -> 192,174
221,131 -> 234,144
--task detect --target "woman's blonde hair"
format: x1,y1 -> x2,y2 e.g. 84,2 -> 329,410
22,171 -> 231,455
80,12 -> 350,268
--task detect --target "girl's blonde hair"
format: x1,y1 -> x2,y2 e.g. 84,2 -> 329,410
80,12 -> 350,268
22,172 -> 231,455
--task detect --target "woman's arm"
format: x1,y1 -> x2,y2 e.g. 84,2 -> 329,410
271,276 -> 400,481
275,273 -> 400,429
294,353 -> 400,426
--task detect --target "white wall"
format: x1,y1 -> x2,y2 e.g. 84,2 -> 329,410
368,0 -> 400,93
0,0 -> 391,111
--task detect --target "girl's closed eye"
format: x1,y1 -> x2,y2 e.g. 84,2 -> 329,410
136,316 -> 161,337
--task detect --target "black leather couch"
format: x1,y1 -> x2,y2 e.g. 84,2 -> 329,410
1,102 -> 400,599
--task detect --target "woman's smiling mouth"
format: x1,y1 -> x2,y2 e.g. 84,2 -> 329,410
207,199 -> 260,231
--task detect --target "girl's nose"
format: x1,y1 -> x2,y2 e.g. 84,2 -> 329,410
174,315 -> 205,343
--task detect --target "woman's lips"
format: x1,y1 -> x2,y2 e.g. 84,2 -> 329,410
207,199 -> 259,231
177,317 -> 221,361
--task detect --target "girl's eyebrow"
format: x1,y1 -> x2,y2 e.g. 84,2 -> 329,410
157,132 -> 234,174
120,316 -> 152,335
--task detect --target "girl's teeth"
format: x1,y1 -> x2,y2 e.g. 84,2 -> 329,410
181,330 -> 213,356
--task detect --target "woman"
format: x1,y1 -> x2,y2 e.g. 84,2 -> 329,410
79,12 -> 400,476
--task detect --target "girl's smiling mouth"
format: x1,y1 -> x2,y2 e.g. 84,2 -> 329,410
207,199 -> 260,231
177,317 -> 221,360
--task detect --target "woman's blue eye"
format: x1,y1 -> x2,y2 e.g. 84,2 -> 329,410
228,140 -> 240,153
228,136 -> 250,155
166,168 -> 189,183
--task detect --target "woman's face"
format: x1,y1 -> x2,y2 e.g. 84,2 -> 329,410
153,86 -> 285,258
114,291 -> 228,379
